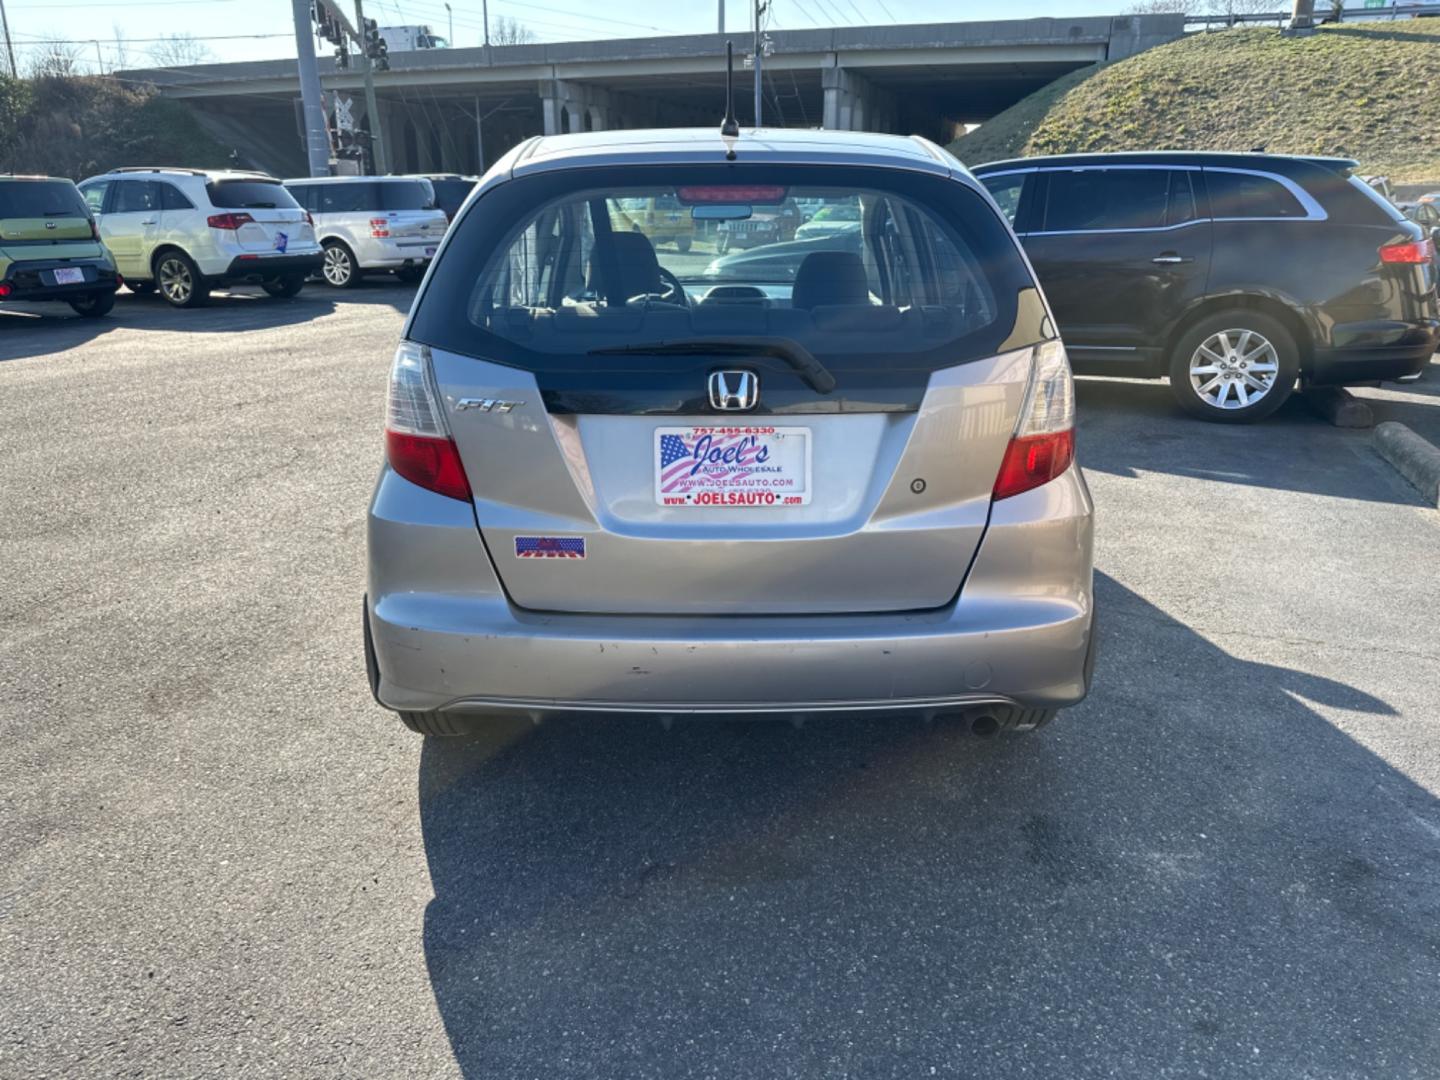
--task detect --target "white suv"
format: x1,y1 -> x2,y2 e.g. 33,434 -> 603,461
78,168 -> 322,308
283,176 -> 448,287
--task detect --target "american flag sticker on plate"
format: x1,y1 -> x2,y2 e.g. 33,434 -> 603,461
514,536 -> 586,559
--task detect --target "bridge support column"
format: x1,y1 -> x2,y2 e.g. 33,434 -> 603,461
821,60 -> 897,133
540,77 -> 615,134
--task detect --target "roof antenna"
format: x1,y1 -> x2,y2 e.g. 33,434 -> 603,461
720,40 -> 740,142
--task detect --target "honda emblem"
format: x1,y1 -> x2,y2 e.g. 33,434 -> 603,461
708,370 -> 759,412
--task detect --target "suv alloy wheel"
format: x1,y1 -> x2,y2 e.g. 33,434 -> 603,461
1167,310 -> 1299,423
155,251 -> 209,308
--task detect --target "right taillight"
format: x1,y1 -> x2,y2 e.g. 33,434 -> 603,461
993,339 -> 1076,501
384,341 -> 471,502
370,217 -> 391,238
1379,237 -> 1436,264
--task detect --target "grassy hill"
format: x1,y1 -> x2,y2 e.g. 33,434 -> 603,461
949,22 -> 1440,182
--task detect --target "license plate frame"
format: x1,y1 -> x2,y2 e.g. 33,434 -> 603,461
654,425 -> 811,507
52,267 -> 85,285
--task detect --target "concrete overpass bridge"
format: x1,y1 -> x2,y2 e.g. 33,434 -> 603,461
127,14 -> 1183,177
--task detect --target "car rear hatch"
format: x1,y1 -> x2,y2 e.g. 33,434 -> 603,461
0,179 -> 102,260
404,163 -> 1054,616
205,178 -> 314,252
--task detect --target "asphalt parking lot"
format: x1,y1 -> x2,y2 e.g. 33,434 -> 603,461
2,284 -> 1439,1079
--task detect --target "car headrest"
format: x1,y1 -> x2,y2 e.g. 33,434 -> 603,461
791,250 -> 870,311
590,230 -> 663,301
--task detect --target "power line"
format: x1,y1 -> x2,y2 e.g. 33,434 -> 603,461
7,32 -> 290,46
874,0 -> 896,19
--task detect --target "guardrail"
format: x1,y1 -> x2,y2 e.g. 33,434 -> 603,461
1186,3 -> 1440,28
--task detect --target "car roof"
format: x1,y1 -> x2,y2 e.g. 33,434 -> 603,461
284,175 -> 429,184
509,128 -> 958,179
100,167 -> 280,182
969,151 -> 1360,175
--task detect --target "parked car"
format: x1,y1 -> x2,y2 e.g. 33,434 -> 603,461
701,229 -> 863,286
714,198 -> 801,252
610,194 -> 697,252
1399,200 -> 1440,229
974,152 -> 1440,422
284,176 -> 448,286
364,128 -> 1096,738
0,174 -> 119,317
794,202 -> 862,240
78,168 -> 321,308
408,173 -> 477,223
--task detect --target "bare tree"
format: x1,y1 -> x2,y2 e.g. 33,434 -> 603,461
26,40 -> 83,79
146,33 -> 213,68
111,25 -> 131,72
1206,0 -> 1280,17
489,16 -> 536,45
1126,0 -> 1188,13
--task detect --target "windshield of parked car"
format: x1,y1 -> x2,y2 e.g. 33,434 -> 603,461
207,180 -> 302,210
410,165 -> 1039,372
0,179 -> 89,219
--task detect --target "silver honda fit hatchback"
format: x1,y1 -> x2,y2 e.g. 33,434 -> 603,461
364,128 -> 1095,736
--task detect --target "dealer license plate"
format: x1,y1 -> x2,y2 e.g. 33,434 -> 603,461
655,425 -> 811,507
52,267 -> 84,285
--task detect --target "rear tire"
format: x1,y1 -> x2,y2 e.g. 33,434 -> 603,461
261,273 -> 305,298
68,290 -> 115,318
395,265 -> 424,284
675,236 -> 692,253
399,710 -> 468,736
321,241 -> 361,288
1167,309 -> 1298,423
154,251 -> 209,308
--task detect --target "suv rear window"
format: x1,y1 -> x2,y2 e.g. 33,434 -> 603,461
311,181 -> 435,213
409,165 -> 1039,373
0,179 -> 88,219
207,180 -> 300,210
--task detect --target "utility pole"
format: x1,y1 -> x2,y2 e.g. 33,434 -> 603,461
718,0 -> 724,34
482,0 -> 490,46
444,1 -> 452,45
0,0 -> 17,79
354,0 -> 388,174
292,0 -> 332,176
752,0 -> 764,127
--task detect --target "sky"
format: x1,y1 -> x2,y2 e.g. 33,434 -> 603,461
0,0 -> 1133,72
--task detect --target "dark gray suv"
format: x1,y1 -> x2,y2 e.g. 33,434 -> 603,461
975,152 -> 1440,422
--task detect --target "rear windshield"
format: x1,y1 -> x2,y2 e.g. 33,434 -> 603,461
409,165 -> 1040,373
310,180 -> 435,213
0,179 -> 88,219
207,180 -> 301,210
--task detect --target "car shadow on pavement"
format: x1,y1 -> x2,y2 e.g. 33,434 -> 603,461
417,573 -> 1440,1079
1075,376 -> 1430,506
0,284 -> 416,361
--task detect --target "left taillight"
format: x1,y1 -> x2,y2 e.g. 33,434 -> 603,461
992,339 -> 1077,501
89,218 -> 100,240
384,341 -> 471,501
207,212 -> 255,231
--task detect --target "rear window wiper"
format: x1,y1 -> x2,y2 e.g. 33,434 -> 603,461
242,202 -> 277,209
589,336 -> 836,394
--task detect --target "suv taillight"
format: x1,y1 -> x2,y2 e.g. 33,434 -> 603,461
207,212 -> 255,231
1379,237 -> 1436,264
89,218 -> 99,240
304,211 -> 314,227
993,340 -> 1076,501
370,217 -> 391,238
384,342 -> 471,501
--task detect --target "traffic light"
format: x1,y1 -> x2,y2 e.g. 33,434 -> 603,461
334,45 -> 350,69
363,18 -> 389,71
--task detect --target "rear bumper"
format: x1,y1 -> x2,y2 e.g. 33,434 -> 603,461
1,258 -> 118,301
1311,318 -> 1440,384
219,253 -> 322,282
365,463 -> 1096,720
356,237 -> 439,270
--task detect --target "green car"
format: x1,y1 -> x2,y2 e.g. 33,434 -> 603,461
0,175 -> 120,317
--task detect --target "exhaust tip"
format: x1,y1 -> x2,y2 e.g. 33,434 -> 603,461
969,713 -> 1001,737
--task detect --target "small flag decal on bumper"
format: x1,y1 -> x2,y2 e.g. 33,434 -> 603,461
515,536 -> 586,559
